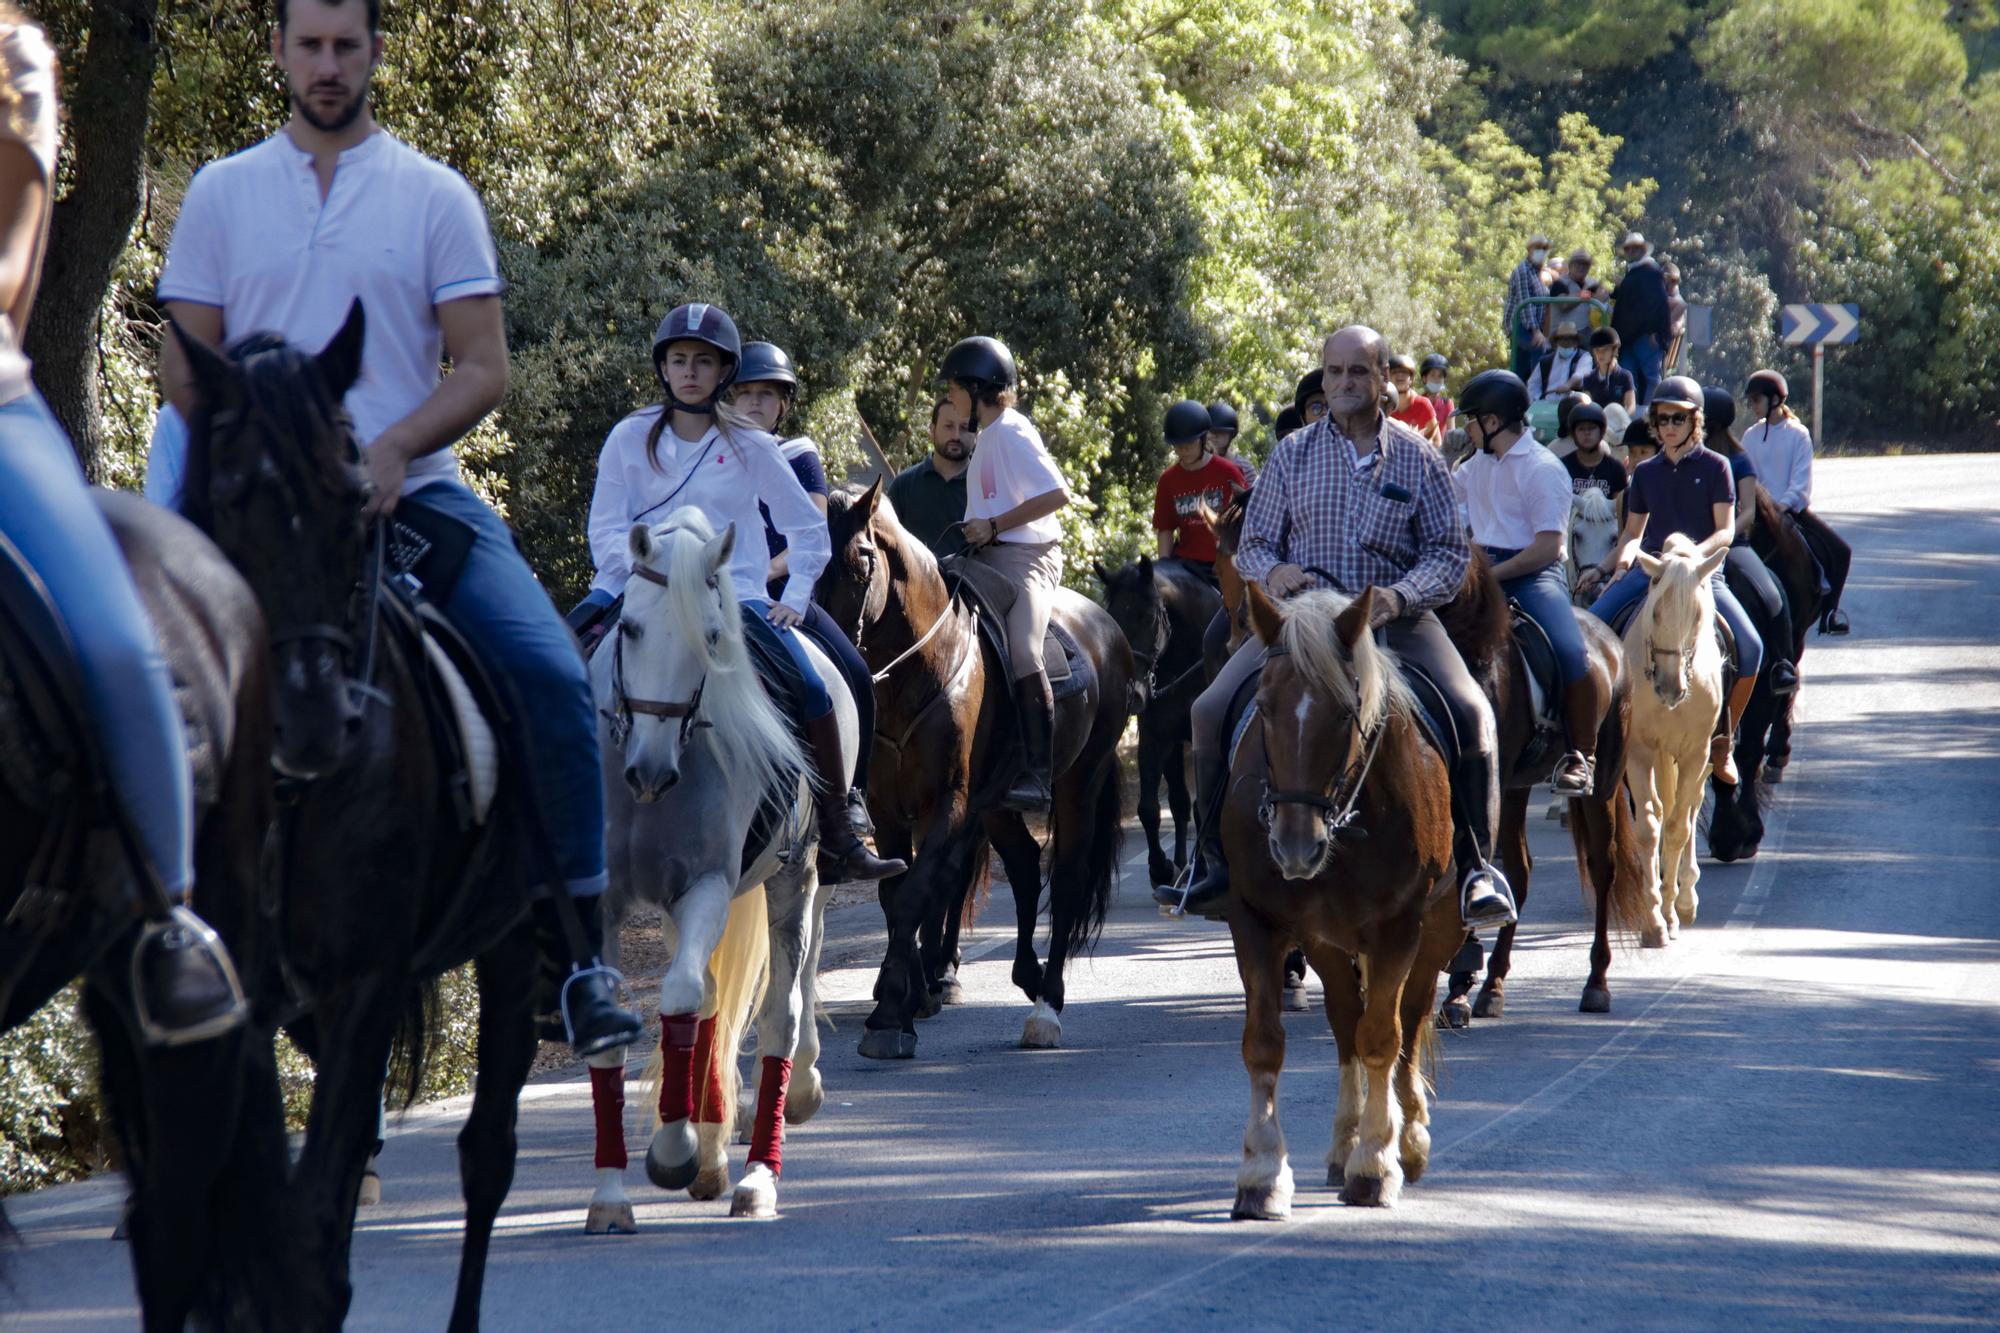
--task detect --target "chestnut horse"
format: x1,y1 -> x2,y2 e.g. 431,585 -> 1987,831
1225,585 -> 1461,1214
818,482 -> 1133,1055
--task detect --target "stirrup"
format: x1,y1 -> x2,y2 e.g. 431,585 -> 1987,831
130,907 -> 249,1048
1459,864 -> 1517,930
1550,752 -> 1593,796
1154,857 -> 1198,920
558,963 -> 630,1046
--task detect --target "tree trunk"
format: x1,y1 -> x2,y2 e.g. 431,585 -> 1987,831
22,0 -> 161,480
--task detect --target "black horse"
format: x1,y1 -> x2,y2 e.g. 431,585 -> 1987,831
1097,555 -> 1221,889
175,306 -> 546,1331
1,492 -> 302,1329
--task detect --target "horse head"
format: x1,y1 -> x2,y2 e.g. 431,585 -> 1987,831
1568,487 -> 1621,595
1246,583 -> 1401,881
174,301 -> 370,779
1631,535 -> 1727,709
821,478 -> 917,647
1096,554 -> 1168,706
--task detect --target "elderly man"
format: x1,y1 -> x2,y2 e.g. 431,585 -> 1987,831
1505,234 -> 1552,378
1155,326 -> 1517,929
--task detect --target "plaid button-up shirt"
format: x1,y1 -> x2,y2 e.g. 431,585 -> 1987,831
1504,258 -> 1548,344
1236,414 -> 1469,616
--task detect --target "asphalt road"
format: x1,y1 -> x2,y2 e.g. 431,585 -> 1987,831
8,454 -> 1998,1330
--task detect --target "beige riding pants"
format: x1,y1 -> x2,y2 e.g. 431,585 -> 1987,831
968,539 -> 1063,678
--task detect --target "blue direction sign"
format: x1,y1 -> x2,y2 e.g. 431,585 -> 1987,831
1781,303 -> 1860,346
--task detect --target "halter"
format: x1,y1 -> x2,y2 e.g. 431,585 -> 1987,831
1254,642 -> 1386,843
601,564 -> 714,750
1645,637 -> 1696,688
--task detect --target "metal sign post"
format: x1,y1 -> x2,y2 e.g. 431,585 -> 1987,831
1781,302 -> 1859,442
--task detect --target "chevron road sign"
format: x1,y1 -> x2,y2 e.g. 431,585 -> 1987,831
1781,303 -> 1860,346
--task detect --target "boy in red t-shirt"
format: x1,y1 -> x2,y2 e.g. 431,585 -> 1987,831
1152,399 -> 1247,578
1387,353 -> 1442,444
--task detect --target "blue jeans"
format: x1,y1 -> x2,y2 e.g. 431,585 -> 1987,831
0,393 -> 192,896
1588,563 -> 1762,679
742,598 -> 834,720
1485,549 -> 1587,685
406,482 -> 607,897
1619,337 -> 1664,406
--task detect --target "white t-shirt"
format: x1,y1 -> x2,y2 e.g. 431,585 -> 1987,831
1741,416 -> 1814,512
588,409 -> 830,614
0,22 -> 58,406
1456,437 -> 1573,552
157,128 -> 506,494
966,406 -> 1065,543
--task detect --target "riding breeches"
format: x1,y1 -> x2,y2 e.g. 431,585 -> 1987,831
1724,547 -> 1794,664
406,481 -> 608,898
741,598 -> 836,722
0,391 -> 193,897
1484,549 -> 1588,685
791,601 -> 873,786
1790,507 -> 1851,612
966,539 -> 1063,679
1589,564 -> 1764,679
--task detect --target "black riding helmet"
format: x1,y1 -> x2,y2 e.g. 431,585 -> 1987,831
736,341 -> 799,392
1387,353 -> 1418,377
1745,369 -> 1788,405
1456,369 -> 1532,430
1567,400 -> 1608,436
653,302 -> 742,413
1273,404 -> 1304,440
1164,399 -> 1211,446
1651,375 -> 1704,411
1702,386 -> 1736,436
1206,400 -> 1239,436
1420,353 -> 1449,377
940,335 -> 1019,393
1293,368 -> 1326,415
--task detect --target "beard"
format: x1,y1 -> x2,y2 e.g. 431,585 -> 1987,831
292,81 -> 370,134
937,438 -> 969,461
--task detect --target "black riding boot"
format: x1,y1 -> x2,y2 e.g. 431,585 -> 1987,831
1003,673 -> 1055,813
132,901 -> 248,1047
1452,752 -> 1517,930
536,895 -> 644,1058
1152,756 -> 1230,918
805,711 -> 907,882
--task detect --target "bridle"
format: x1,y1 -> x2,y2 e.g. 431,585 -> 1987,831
1254,642 -> 1386,843
267,518 -> 392,718
602,564 -> 712,750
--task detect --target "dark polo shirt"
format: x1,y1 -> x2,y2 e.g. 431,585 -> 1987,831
886,456 -> 969,558
1628,444 -> 1734,553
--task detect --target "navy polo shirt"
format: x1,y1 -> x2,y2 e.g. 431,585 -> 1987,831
1628,445 -> 1734,553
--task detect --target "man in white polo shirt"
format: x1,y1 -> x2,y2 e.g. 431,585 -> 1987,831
156,0 -> 640,1056
1453,370 -> 1606,796
940,335 -> 1071,812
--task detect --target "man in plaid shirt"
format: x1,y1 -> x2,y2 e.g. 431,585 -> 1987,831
1157,326 -> 1517,929
1505,234 -> 1552,377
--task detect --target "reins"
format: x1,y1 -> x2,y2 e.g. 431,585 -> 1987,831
601,563 -> 713,749
267,519 -> 392,723
1254,642 -> 1386,843
869,589 -> 961,684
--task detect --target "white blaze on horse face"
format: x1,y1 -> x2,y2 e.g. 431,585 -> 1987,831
619,579 -> 707,789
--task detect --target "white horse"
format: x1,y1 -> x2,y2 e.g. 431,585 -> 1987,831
1620,535 -> 1727,948
1567,486 -> 1622,603
581,511 -> 844,1227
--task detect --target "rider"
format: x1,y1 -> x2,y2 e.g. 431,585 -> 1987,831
1161,326 -> 1517,929
1572,328 -> 1637,413
1562,401 -> 1627,502
732,338 -> 892,857
1583,376 -> 1763,785
1205,400 -> 1256,486
942,335 -> 1072,813
1418,354 -> 1455,427
1153,399 -> 1247,584
1387,353 -> 1442,444
157,0 -> 640,1056
0,7 -> 243,1045
1294,367 -> 1329,430
584,303 -> 905,884
1452,372 -> 1604,796
1704,386 -> 1800,697
1530,325 -> 1590,403
1741,370 -> 1851,635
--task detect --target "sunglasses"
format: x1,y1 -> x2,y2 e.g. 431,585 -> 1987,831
1652,411 -> 1693,426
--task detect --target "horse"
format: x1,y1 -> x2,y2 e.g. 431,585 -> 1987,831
818,481 -> 1132,1055
1096,555 -> 1220,888
174,307 -> 547,1331
1436,547 -> 1647,1019
1,492 -> 303,1330
1620,536 -> 1729,946
580,511 -> 834,1227
1224,585 -> 1462,1215
1566,486 -> 1622,603
1708,493 -> 1822,861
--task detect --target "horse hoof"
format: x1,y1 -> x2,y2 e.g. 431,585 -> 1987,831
917,987 -> 944,1020
584,1201 -> 637,1235
1472,987 -> 1504,1019
1763,765 -> 1785,785
1283,983 -> 1312,1013
1579,986 -> 1611,1014
356,1169 -> 382,1208
1020,1002 -> 1062,1049
689,1165 -> 729,1202
645,1121 -> 700,1191
858,1027 -> 916,1060
1230,1183 -> 1292,1221
730,1164 -> 778,1219
1340,1174 -> 1391,1208
1640,926 -> 1669,949
1438,998 -> 1471,1030
939,976 -> 965,1006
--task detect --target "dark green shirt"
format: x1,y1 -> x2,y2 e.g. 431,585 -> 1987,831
887,456 -> 969,558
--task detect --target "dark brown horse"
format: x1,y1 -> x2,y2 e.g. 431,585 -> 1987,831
818,481 -> 1133,1055
1224,585 -> 1461,1214
1436,548 -> 1648,1018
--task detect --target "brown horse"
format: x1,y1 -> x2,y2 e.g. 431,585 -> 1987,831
1225,585 -> 1461,1214
1436,548 -> 1648,1018
818,481 -> 1133,1055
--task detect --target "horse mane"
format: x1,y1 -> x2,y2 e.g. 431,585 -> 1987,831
828,484 -> 943,599
1436,545 -> 1512,672
638,510 -> 805,799
1572,485 -> 1618,524
1638,533 -> 1715,652
180,331 -> 364,530
1274,589 -> 1410,733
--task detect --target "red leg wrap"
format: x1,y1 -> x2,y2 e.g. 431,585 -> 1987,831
692,1015 -> 728,1125
749,1056 -> 792,1175
589,1064 -> 628,1171
659,1012 -> 699,1123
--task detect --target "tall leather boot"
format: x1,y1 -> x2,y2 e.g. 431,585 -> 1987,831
1550,675 -> 1602,796
1003,673 -> 1055,813
536,894 -> 644,1059
1452,751 -> 1517,929
805,711 -> 907,882
1152,756 -> 1230,918
1710,675 -> 1757,785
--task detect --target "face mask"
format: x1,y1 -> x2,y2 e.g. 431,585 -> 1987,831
1530,248 -> 1549,265
1424,377 -> 1444,393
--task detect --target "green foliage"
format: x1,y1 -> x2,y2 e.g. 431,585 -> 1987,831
1426,0 -> 1702,87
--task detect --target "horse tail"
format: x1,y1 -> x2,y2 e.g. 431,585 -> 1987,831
701,885 -> 771,1127
961,838 -> 993,930
384,977 -> 442,1111
1061,751 -> 1124,958
1576,783 -> 1648,937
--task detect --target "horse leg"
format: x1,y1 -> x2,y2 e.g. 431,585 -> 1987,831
1163,733 -> 1193,876
731,864 -> 813,1219
1137,720 -> 1172,887
1474,789 -> 1532,1018
1393,944 -> 1443,1184
1341,929 -> 1419,1207
861,817 -> 945,1060
785,870 -> 834,1124
1579,795 -> 1618,1013
446,929 -> 540,1333
1303,942 -> 1365,1181
646,872 -> 731,1189
988,811 -> 1047,1007
583,1046 -> 636,1235
1667,763 -> 1702,928
1282,947 -> 1311,1011
936,855 -> 967,1008
1628,744 -> 1670,947
1024,755 -> 1110,1050
1228,907 -> 1293,1221
1440,932 -> 1479,1028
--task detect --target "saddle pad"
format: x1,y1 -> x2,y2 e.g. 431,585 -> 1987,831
1509,605 -> 1562,727
422,632 -> 497,823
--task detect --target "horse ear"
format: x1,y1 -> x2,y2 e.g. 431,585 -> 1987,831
628,523 -> 655,562
1248,581 -> 1285,645
1633,550 -> 1663,580
169,317 -> 235,408
1093,561 -> 1111,587
1138,553 -> 1153,576
1336,589 -> 1373,649
707,521 -> 737,576
857,475 -> 883,520
1696,545 -> 1729,581
314,300 -> 366,401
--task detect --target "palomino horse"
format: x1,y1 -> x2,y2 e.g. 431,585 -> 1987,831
1,493 -> 302,1329
818,482 -> 1132,1055
176,308 -> 546,1331
1225,586 -> 1462,1214
1437,548 -> 1647,1018
1621,536 -> 1729,946
1097,555 -> 1220,888
582,512 -> 834,1227
1567,486 -> 1622,603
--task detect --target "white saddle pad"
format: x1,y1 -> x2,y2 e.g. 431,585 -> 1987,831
423,632 -> 498,823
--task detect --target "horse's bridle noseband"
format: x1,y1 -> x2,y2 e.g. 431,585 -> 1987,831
603,564 -> 713,750
1254,642 -> 1385,843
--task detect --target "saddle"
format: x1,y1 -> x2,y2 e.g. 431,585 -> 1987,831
379,581 -> 501,828
1508,602 -> 1564,775
938,554 -> 1090,702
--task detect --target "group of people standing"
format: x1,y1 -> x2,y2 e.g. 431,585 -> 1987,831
1506,231 -> 1685,408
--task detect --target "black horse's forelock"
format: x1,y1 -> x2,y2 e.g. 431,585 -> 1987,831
182,331 -> 365,532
